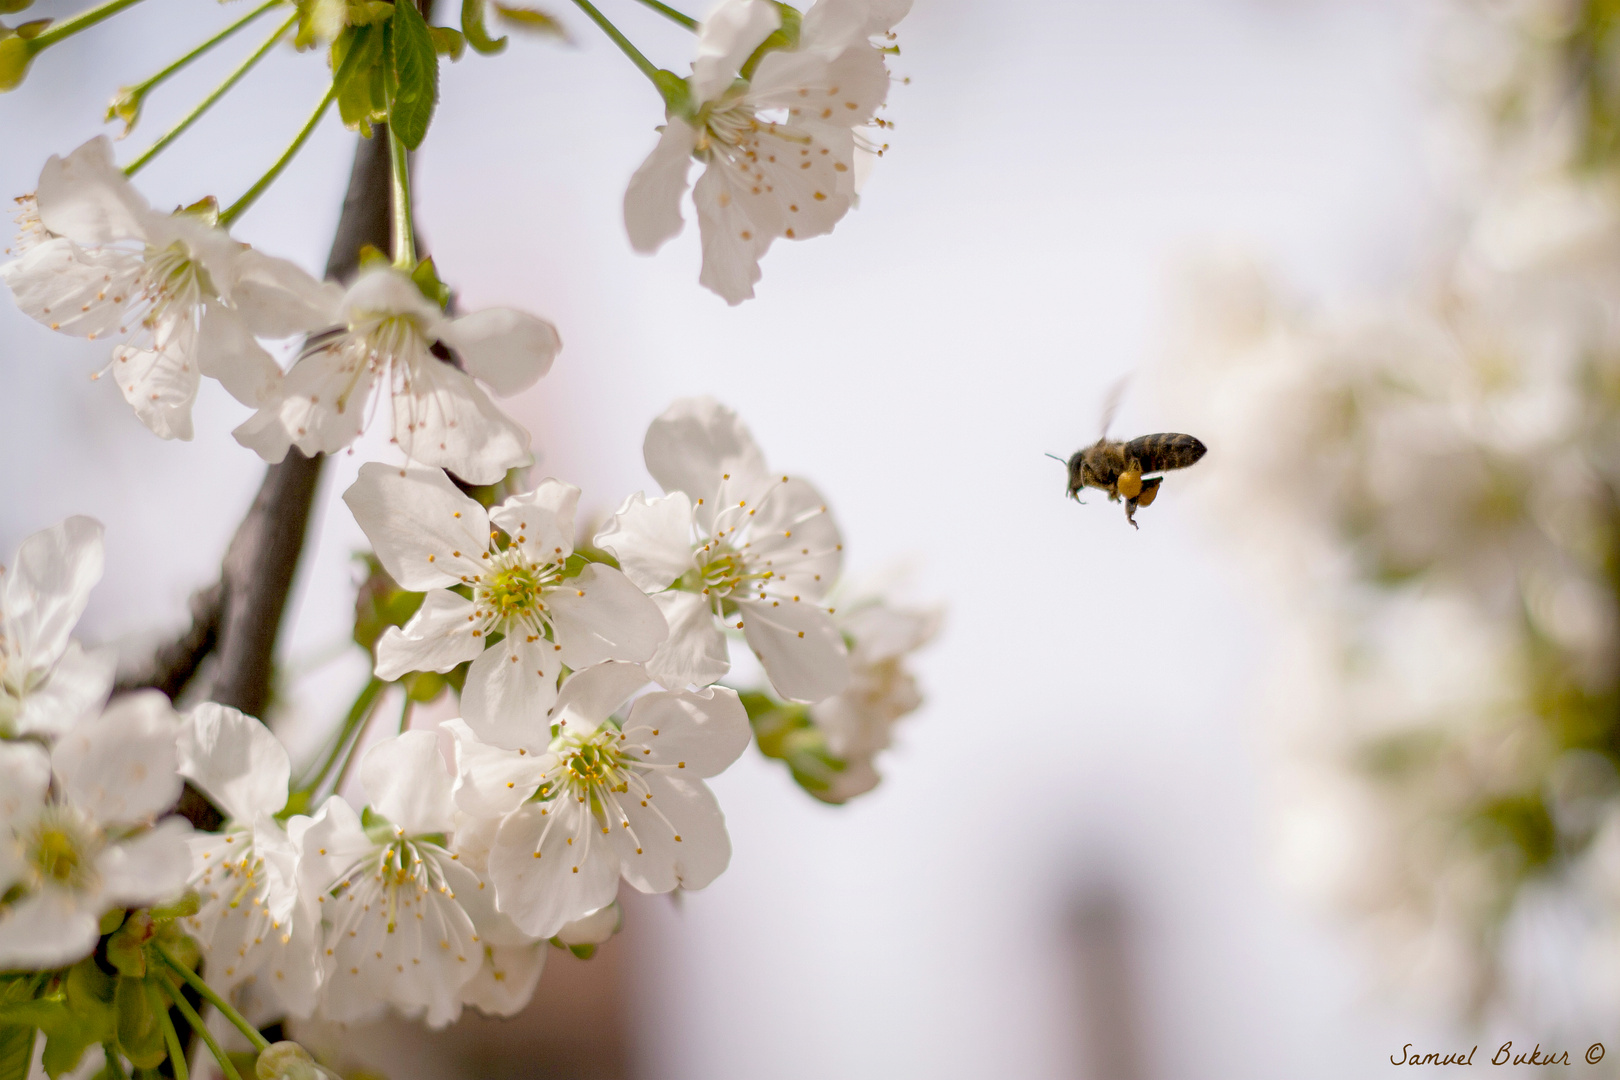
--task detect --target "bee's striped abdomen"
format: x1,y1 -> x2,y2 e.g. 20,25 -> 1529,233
1124,433 -> 1206,474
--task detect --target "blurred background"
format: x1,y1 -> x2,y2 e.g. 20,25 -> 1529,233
8,0 -> 1614,1075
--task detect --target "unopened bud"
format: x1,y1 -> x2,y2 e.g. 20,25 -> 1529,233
0,33 -> 31,92
256,1041 -> 338,1080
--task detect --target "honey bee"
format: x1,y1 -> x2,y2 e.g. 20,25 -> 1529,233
1049,386 -> 1207,527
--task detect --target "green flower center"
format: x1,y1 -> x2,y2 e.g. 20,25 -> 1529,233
484,562 -> 545,622
26,810 -> 100,891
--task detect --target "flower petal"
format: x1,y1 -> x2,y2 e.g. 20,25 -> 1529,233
233,340 -> 375,462
52,690 -> 182,825
0,237 -> 140,338
447,719 -> 551,816
691,0 -> 781,102
437,308 -> 559,397
110,330 -> 201,441
98,817 -> 193,906
737,596 -> 849,703
491,478 -> 579,565
224,248 -> 342,337
374,589 -> 485,681
694,163 -> 773,305
547,563 -> 669,670
459,636 -> 559,749
745,476 -> 843,599
343,462 -> 489,591
3,515 -> 103,676
461,943 -> 546,1018
177,703 -> 290,824
0,887 -> 102,969
361,730 -> 456,836
196,299 -> 282,407
0,742 -> 48,895
622,685 -> 750,777
392,356 -> 534,485
624,120 -> 698,253
35,136 -> 152,245
489,800 -> 620,939
551,660 -> 651,729
594,490 -> 696,592
642,397 -> 770,529
644,590 -> 730,689
607,770 -> 730,893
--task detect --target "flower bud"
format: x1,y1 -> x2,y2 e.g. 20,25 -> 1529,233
0,32 -> 31,92
256,1041 -> 338,1080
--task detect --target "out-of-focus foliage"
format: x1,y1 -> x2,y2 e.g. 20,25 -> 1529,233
1166,0 -> 1620,1022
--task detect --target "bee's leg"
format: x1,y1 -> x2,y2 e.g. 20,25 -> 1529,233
1124,499 -> 1140,529
1117,465 -> 1143,500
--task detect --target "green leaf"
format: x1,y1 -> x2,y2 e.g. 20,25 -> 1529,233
387,0 -> 438,150
112,981 -> 163,1070
460,0 -> 505,54
0,0 -> 32,14
428,24 -> 464,58
0,1027 -> 34,1080
492,3 -> 566,39
333,23 -> 386,134
409,255 -> 450,309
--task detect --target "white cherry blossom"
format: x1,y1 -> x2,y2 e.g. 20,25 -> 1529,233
0,137 -> 336,439
809,595 -> 940,802
236,268 -> 559,484
449,661 -> 750,940
623,0 -> 903,303
176,703 -> 319,1023
0,516 -> 114,739
342,463 -> 666,747
596,397 -> 848,702
0,691 -> 192,969
297,733 -> 501,1027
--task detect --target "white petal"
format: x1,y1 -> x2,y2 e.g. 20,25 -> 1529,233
392,355 -> 534,485
694,163 -> 773,305
2,515 -> 103,675
692,0 -> 781,101
437,308 -> 559,397
447,719 -> 550,817
737,596 -> 849,703
110,333 -> 201,441
195,300 -> 282,407
35,136 -> 152,245
489,800 -> 620,939
52,690 -> 181,825
234,338 -> 375,462
459,637 -> 559,749
799,0 -> 910,46
0,743 -> 48,895
177,703 -> 290,824
461,943 -> 546,1017
642,397 -> 770,528
595,490 -> 696,592
624,121 -> 698,253
0,237 -> 140,338
554,901 -> 619,945
292,795 -> 371,898
12,641 -> 116,738
0,887 -> 101,969
645,590 -> 730,689
491,478 -> 579,564
607,770 -> 730,893
623,685 -> 750,777
547,564 -> 669,670
746,476 -> 844,599
223,248 -> 342,337
361,730 -> 456,836
551,661 -> 651,729
98,817 -> 193,905
343,462 -> 489,590
341,266 -> 444,328
374,590 -> 485,681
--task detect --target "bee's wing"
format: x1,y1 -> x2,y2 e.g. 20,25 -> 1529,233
1098,374 -> 1131,439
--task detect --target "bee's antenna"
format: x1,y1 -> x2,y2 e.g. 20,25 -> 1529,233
1044,452 -> 1067,464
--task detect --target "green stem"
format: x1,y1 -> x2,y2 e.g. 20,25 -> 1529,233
387,121 -> 416,268
298,676 -> 385,795
157,1000 -> 188,1080
328,684 -> 383,797
157,980 -> 244,1080
398,695 -> 414,734
124,9 -> 299,177
218,82 -> 337,227
568,0 -> 659,82
154,946 -> 270,1056
24,0 -> 145,52
629,0 -> 696,31
99,1044 -> 129,1080
113,0 -> 283,122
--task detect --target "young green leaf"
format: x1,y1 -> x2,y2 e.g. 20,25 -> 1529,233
428,23 -> 464,58
493,3 -> 566,40
333,23 -> 385,134
388,0 -> 438,149
460,0 -> 505,53
0,1027 -> 34,1080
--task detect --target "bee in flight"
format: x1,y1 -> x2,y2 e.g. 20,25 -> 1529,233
1049,384 -> 1207,528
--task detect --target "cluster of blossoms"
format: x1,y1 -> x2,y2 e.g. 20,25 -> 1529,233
1158,0 -> 1620,1024
0,0 -> 930,1070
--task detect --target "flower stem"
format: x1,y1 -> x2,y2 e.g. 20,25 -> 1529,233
298,675 -> 386,796
113,0 -> 284,126
629,0 -> 696,30
157,980 -> 244,1080
568,0 -> 659,82
219,81 -> 338,227
99,1044 -> 129,1080
155,946 -> 271,1056
157,1001 -> 189,1080
387,120 -> 416,268
24,0 -> 145,53
399,695 -> 414,734
124,9 -> 299,177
